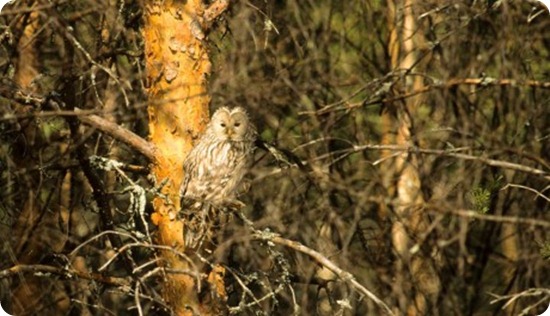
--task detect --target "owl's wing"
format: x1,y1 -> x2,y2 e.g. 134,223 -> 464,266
180,148 -> 198,198
179,173 -> 190,198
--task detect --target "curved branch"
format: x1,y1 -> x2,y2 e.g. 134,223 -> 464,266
0,84 -> 156,162
75,108 -> 157,162
252,232 -> 395,315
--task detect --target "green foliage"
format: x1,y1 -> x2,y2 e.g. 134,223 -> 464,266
539,241 -> 550,260
467,186 -> 491,214
467,175 -> 504,214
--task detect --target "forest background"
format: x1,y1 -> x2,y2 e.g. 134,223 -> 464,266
0,0 -> 549,315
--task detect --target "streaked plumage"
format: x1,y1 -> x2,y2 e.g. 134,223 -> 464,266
179,106 -> 257,248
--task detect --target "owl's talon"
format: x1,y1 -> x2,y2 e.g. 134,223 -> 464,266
219,199 -> 245,211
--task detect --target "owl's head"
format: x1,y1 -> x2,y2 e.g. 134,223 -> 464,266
209,106 -> 255,141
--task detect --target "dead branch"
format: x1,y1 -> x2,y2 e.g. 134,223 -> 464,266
0,264 -> 130,288
501,183 -> 550,203
258,144 -> 550,182
352,144 -> 550,180
489,288 -> 550,316
75,108 -> 157,162
429,207 -> 550,228
252,231 -> 395,315
306,77 -> 550,115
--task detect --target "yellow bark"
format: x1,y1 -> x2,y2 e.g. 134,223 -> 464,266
385,1 -> 440,314
142,0 -> 225,314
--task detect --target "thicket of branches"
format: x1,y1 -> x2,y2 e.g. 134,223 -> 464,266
1,0 -> 549,315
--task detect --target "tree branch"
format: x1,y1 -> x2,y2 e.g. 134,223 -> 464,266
203,0 -> 230,25
305,77 -> 550,115
431,207 -> 550,228
75,108 -> 157,162
352,144 -> 550,180
0,264 -> 130,288
0,84 -> 157,163
252,231 -> 395,315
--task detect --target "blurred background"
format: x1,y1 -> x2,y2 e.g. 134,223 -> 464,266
1,0 -> 549,315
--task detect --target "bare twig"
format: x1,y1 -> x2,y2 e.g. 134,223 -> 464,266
489,288 -> 550,316
58,21 -> 130,107
98,242 -> 194,273
252,231 -> 394,315
351,144 -> 550,180
501,183 -> 550,203
304,77 -> 550,115
0,264 -> 130,288
135,282 -> 144,316
69,230 -> 138,257
430,207 -> 550,228
256,143 -> 550,183
67,110 -> 138,275
225,267 -> 282,314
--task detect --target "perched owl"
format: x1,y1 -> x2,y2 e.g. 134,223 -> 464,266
179,106 -> 257,248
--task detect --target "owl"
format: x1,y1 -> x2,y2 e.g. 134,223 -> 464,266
179,106 -> 257,247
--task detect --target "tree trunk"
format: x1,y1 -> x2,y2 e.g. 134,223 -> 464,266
10,11 -> 72,315
385,1 -> 441,314
141,0 -> 229,314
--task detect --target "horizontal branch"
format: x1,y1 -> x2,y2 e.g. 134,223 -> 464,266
352,144 -> 550,181
307,77 -> 550,115
374,77 -> 550,110
0,264 -> 130,288
431,208 -> 550,228
443,77 -> 550,89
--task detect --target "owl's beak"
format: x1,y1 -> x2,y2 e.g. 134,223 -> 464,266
226,129 -> 234,138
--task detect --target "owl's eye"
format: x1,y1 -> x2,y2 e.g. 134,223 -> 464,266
220,123 -> 226,127
234,122 -> 241,127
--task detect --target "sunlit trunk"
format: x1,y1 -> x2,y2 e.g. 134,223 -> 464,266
386,1 -> 441,314
142,0 -> 227,314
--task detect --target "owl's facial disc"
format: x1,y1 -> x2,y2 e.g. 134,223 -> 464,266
209,107 -> 251,142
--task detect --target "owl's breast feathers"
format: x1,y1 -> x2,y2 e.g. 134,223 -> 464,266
180,138 -> 254,203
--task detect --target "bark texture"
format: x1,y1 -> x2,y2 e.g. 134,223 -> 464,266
142,0 -> 228,314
